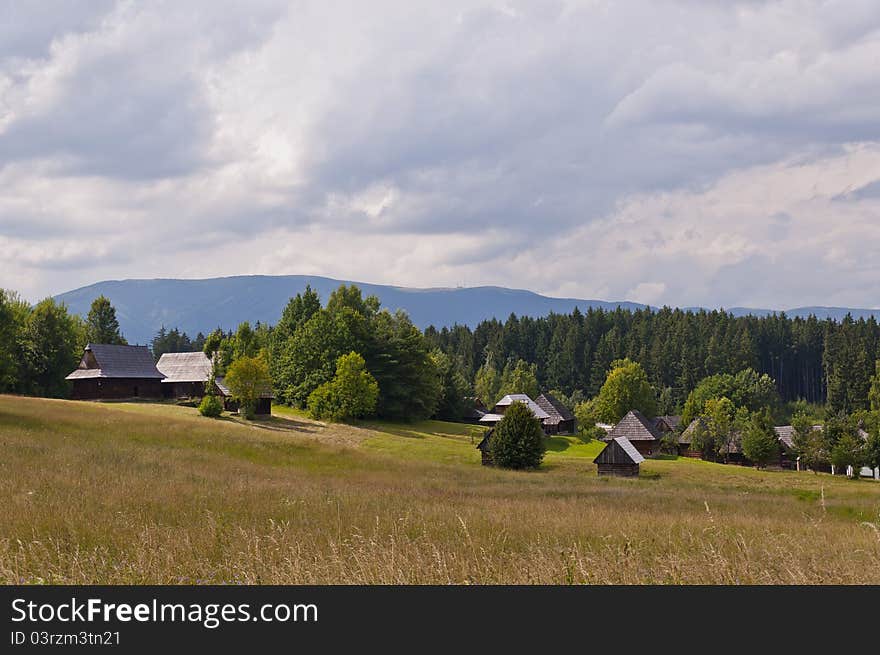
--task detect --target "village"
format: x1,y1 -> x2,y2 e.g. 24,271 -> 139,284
61,337 -> 880,481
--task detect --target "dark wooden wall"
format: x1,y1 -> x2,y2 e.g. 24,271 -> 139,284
71,378 -> 163,400
597,463 -> 640,477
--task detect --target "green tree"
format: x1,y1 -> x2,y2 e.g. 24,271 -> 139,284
700,396 -> 735,461
474,352 -> 502,407
864,430 -> 880,476
869,360 -> 880,412
308,352 -> 379,421
85,295 -> 126,344
573,398 -> 605,442
369,310 -> 440,420
741,410 -> 779,468
498,358 -> 539,399
593,358 -> 657,423
431,350 -> 471,421
224,356 -> 272,419
488,401 -> 545,469
21,299 -> 84,398
276,285 -> 321,340
682,368 -> 780,424
830,432 -> 865,476
0,289 -> 27,392
791,411 -> 825,472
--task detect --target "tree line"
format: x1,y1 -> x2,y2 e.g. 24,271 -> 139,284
424,306 -> 878,414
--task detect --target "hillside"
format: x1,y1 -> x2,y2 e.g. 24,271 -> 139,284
2,395 -> 879,584
54,275 -> 880,346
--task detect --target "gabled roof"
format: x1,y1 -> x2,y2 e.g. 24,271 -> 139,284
653,415 -> 681,431
774,424 -> 823,449
156,351 -> 213,383
66,344 -> 164,380
606,410 -> 661,442
680,417 -> 707,444
215,377 -> 274,399
535,392 -> 575,425
477,428 -> 494,451
594,436 -> 645,465
491,394 -> 550,420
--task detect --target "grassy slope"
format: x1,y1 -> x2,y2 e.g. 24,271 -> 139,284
1,395 -> 879,584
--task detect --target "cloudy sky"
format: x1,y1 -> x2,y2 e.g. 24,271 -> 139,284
2,0 -> 880,309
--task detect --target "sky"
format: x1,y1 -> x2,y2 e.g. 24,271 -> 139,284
2,0 -> 880,309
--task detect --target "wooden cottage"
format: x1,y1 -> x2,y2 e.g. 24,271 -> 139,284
535,392 -> 576,434
156,351 -> 214,399
215,377 -> 274,415
478,394 -> 550,430
679,418 -> 706,458
603,410 -> 662,458
66,343 -> 164,400
476,429 -> 495,466
653,415 -> 681,434
594,436 -> 645,477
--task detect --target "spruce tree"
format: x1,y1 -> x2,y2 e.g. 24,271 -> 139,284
85,295 -> 126,345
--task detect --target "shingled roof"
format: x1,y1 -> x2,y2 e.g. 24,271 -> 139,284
156,352 -> 213,383
606,410 -> 661,442
535,392 -> 574,425
480,394 -> 550,424
680,417 -> 707,444
594,436 -> 645,465
215,377 -> 274,399
66,344 -> 164,380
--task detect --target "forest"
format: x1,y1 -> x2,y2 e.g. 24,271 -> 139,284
424,306 -> 876,416
2,285 -> 880,423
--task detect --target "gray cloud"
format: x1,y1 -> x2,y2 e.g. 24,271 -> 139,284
2,1 -> 880,310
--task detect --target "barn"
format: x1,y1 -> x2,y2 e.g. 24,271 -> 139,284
156,351 -> 213,399
594,436 -> 645,477
535,392 -> 576,434
478,394 -> 550,429
476,429 -> 495,466
603,410 -> 662,457
66,343 -> 164,400
215,377 -> 273,415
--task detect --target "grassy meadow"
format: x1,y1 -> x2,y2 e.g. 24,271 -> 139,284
1,394 -> 879,584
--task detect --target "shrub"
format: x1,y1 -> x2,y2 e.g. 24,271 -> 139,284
198,394 -> 223,418
488,401 -> 545,469
307,352 -> 379,421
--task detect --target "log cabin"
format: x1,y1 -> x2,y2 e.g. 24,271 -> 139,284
66,343 -> 164,400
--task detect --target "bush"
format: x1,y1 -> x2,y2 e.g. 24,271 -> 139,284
488,401 -> 545,469
198,394 -> 223,418
307,352 -> 379,421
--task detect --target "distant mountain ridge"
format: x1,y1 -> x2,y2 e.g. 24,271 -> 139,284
53,275 -> 880,346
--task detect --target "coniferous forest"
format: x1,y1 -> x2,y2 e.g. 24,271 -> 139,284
425,306 -> 876,415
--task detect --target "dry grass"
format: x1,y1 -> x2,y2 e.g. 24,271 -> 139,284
1,395 -> 879,584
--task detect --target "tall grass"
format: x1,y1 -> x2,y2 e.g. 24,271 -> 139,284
1,395 -> 879,584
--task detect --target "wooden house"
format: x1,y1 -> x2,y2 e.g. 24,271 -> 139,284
653,415 -> 681,434
535,392 -> 576,434
215,377 -> 273,415
478,394 -> 550,430
594,436 -> 645,477
679,418 -> 706,458
66,344 -> 164,400
156,351 -> 214,398
603,410 -> 662,457
476,429 -> 495,466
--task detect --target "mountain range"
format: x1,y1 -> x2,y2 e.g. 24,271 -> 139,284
53,275 -> 880,346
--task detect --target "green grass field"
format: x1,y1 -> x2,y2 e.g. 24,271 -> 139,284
1,395 -> 879,584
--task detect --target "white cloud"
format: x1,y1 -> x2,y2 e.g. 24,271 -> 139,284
2,1 -> 880,311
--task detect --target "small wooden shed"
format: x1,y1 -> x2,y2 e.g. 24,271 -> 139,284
594,436 -> 645,477
476,429 -> 495,466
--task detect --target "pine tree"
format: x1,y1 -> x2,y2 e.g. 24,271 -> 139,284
85,295 -> 126,345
